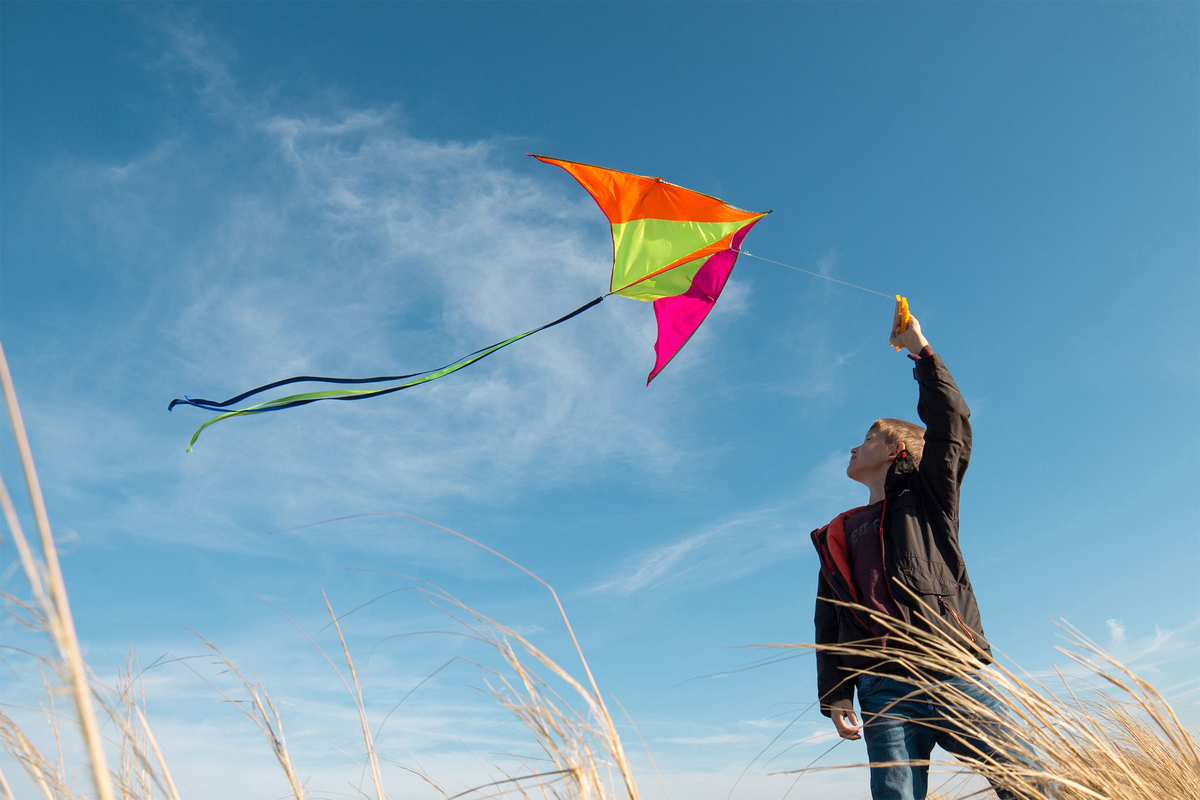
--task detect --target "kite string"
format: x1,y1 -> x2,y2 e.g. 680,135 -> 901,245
739,251 -> 894,299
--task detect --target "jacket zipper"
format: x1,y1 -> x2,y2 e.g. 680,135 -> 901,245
816,536 -> 872,633
877,498 -> 893,649
938,596 -> 977,643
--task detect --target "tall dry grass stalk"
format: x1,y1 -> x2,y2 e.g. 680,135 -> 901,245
0,342 -> 114,800
761,593 -> 1200,800
172,631 -> 308,799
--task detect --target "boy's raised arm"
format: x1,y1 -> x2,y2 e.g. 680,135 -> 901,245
889,315 -> 973,521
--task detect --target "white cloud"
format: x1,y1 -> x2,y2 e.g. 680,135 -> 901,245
1106,618 -> 1127,646
816,248 -> 839,280
738,717 -> 788,729
588,451 -> 860,596
656,734 -> 745,745
588,525 -> 729,596
1006,615 -> 1200,727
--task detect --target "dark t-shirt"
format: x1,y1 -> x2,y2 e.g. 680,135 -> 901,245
845,500 -> 903,641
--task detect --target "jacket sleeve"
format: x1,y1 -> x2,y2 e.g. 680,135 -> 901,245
815,571 -> 855,716
913,354 -> 972,521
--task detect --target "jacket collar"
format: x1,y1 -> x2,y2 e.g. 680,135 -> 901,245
811,506 -> 866,601
885,450 -> 916,491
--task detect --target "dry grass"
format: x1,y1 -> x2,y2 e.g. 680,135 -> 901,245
760,592 -> 1200,799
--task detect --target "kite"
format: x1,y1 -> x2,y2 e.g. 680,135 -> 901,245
169,155 -> 770,450
532,155 -> 769,381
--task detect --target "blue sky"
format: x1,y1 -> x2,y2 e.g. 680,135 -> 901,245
2,3 -> 1197,798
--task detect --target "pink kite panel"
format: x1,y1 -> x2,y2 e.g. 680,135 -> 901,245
646,220 -> 761,384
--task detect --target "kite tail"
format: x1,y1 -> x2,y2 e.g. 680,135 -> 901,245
171,296 -> 605,452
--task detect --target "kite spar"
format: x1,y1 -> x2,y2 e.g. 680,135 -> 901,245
170,155 -> 770,450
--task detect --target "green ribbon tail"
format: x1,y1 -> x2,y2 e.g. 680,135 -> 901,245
184,326 -> 545,451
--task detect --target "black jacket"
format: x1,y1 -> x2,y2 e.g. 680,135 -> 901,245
812,353 -> 992,716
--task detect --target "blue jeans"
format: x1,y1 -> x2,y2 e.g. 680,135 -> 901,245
857,673 -> 1029,800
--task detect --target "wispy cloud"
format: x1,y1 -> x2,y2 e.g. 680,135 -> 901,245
1016,615 -> 1200,718
1106,618 -> 1127,646
656,733 -> 746,745
588,452 -> 859,596
1106,617 -> 1200,683
587,521 -> 745,596
816,248 -> 839,281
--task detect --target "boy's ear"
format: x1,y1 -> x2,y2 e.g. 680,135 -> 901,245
889,442 -> 906,460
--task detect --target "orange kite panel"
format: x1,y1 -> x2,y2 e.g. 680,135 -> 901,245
532,155 -> 762,225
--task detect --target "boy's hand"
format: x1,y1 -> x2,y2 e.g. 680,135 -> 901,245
829,698 -> 862,740
890,313 -> 930,355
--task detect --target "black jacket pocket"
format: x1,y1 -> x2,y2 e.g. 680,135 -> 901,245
897,555 -> 959,596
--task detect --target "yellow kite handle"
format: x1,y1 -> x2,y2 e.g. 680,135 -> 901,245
891,295 -> 911,351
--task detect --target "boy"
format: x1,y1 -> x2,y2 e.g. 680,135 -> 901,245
812,311 -> 1019,800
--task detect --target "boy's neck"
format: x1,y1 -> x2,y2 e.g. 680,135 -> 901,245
865,475 -> 887,505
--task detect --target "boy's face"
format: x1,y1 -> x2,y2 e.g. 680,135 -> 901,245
847,426 -> 901,483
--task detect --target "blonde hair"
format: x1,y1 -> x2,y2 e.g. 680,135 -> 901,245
871,418 -> 926,466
